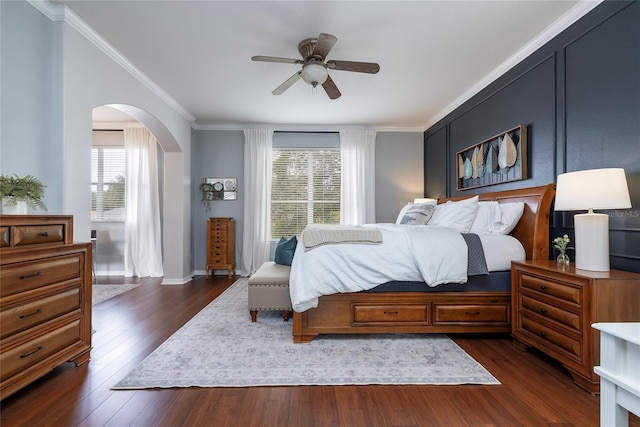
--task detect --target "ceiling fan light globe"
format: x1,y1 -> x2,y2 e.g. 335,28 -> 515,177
301,63 -> 328,86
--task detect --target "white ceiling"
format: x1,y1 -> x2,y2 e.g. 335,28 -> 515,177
55,1 -> 598,131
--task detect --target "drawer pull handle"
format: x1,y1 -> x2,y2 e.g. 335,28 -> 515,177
384,311 -> 399,315
540,331 -> 547,337
20,272 -> 43,280
41,232 -> 49,237
20,309 -> 42,319
465,311 -> 481,316
20,346 -> 43,359
540,285 -> 547,291
540,308 -> 547,314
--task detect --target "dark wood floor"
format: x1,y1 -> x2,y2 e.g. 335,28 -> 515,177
2,275 -> 638,427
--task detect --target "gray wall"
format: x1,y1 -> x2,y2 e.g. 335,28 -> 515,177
2,2 -> 194,283
190,130 -> 423,274
424,1 -> 640,273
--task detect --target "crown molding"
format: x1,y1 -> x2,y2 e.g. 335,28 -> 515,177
192,122 -> 424,133
28,0 -> 196,124
422,0 -> 603,131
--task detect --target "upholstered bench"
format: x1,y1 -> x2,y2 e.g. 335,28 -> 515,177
248,261 -> 292,322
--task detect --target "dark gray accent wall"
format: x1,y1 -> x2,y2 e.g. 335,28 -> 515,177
424,1 -> 640,273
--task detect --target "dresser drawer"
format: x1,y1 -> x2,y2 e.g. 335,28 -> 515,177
11,225 -> 65,247
1,227 -> 8,248
353,304 -> 428,324
520,316 -> 582,360
434,303 -> 509,324
1,287 -> 81,339
0,319 -> 82,382
519,273 -> 582,305
0,254 -> 83,298
520,294 -> 581,332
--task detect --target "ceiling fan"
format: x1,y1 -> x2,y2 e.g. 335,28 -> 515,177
251,33 -> 380,99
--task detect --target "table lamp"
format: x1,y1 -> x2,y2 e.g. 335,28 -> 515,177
554,168 -> 631,271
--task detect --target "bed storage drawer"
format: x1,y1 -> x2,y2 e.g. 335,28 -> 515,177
352,304 -> 429,325
433,303 -> 509,324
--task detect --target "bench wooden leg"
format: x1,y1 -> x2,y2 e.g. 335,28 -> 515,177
283,310 -> 291,322
250,310 -> 257,322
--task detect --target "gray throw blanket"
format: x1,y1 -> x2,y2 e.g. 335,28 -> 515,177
461,233 -> 489,276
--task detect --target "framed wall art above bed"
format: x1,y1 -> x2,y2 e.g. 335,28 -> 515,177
457,124 -> 528,190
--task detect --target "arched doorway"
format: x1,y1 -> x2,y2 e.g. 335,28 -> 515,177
91,104 -> 183,282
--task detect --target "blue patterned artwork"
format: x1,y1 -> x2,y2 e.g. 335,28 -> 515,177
456,124 -> 528,190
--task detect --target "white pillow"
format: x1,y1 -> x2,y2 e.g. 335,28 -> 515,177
488,202 -> 525,234
469,201 -> 503,234
399,202 -> 437,225
395,203 -> 413,224
429,196 -> 479,233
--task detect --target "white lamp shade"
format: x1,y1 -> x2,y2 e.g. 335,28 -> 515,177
555,168 -> 631,211
301,63 -> 328,86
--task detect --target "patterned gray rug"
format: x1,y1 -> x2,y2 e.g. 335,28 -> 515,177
93,284 -> 141,305
113,279 -> 499,389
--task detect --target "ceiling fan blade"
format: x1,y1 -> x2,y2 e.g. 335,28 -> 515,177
272,71 -> 302,95
322,75 -> 341,99
326,60 -> 380,74
312,33 -> 338,59
252,55 -> 303,65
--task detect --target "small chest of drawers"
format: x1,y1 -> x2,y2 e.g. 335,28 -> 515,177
0,215 -> 92,400
205,217 -> 235,279
511,260 -> 640,394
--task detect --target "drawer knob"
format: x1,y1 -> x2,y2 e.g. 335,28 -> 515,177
41,232 -> 49,237
19,272 -> 43,280
540,308 -> 547,314
384,311 -> 399,315
20,346 -> 43,359
540,331 -> 547,337
539,285 -> 547,291
19,308 -> 42,319
465,311 -> 481,316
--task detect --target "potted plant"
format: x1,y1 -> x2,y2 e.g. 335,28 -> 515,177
0,174 -> 47,213
200,181 -> 215,212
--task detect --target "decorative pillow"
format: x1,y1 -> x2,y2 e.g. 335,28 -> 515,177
399,202 -> 437,225
489,202 -> 525,235
469,201 -> 503,234
395,203 -> 413,224
429,195 -> 479,233
274,236 -> 297,266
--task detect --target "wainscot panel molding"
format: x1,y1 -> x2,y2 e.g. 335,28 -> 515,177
423,1 -> 640,273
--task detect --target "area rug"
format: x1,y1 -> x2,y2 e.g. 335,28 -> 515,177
93,284 -> 141,305
113,279 -> 499,389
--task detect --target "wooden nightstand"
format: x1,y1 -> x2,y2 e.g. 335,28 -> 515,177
511,260 -> 640,394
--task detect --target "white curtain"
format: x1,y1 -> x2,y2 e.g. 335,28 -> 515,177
340,129 -> 377,225
242,128 -> 274,275
123,127 -> 163,277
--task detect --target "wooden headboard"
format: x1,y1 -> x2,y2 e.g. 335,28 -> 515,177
438,184 -> 556,261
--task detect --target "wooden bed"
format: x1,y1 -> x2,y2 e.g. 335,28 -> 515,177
292,183 -> 556,343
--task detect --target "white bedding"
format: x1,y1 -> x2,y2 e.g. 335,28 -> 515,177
289,224 -> 525,312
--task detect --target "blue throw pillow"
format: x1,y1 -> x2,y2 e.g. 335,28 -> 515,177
274,236 -> 297,266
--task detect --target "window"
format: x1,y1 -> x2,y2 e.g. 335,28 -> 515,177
91,147 -> 126,221
271,148 -> 340,238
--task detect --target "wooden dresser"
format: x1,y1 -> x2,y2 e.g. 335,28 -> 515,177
511,260 -> 640,394
0,215 -> 92,400
205,217 -> 235,279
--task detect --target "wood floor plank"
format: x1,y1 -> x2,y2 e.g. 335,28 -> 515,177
2,274 -> 639,427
